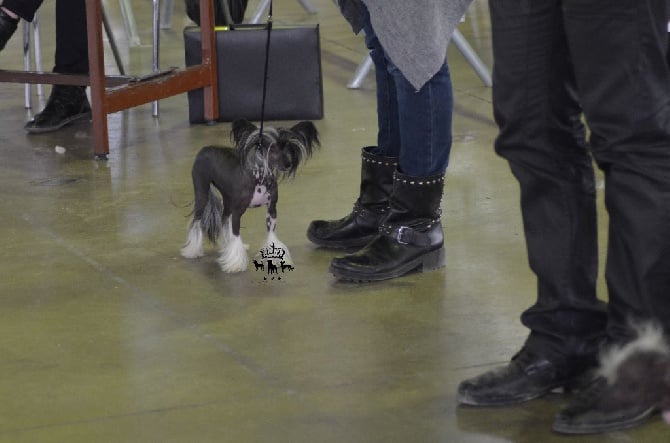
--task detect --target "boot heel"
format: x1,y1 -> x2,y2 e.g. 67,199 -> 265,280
420,247 -> 445,271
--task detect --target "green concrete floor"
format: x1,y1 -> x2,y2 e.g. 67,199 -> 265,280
0,1 -> 666,442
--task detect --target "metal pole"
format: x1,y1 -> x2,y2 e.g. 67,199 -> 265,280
22,21 -> 31,108
451,29 -> 492,87
152,0 -> 160,117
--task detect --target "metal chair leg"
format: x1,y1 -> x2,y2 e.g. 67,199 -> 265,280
22,21 -> 31,108
160,0 -> 174,29
101,6 -> 126,75
152,0 -> 160,117
346,55 -> 373,90
22,13 -> 45,109
250,0 -> 317,24
451,29 -> 492,87
346,30 -> 492,89
119,0 -> 141,46
32,13 -> 43,98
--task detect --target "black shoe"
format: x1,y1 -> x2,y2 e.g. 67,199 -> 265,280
25,85 -> 91,134
553,349 -> 670,434
0,7 -> 18,51
307,147 -> 397,250
457,348 -> 597,407
329,171 -> 445,282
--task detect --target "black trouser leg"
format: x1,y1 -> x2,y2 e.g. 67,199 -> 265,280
54,0 -> 88,74
563,0 -> 670,343
489,0 -> 607,360
1,0 -> 43,21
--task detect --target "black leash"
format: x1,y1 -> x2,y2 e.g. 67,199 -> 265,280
217,0 -> 273,148
257,1 -> 273,147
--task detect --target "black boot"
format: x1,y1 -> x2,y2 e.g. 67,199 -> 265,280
25,85 -> 91,134
0,7 -> 18,51
329,171 -> 445,281
307,147 -> 397,249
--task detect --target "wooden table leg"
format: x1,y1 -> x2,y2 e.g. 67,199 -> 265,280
86,0 -> 109,159
200,0 -> 218,122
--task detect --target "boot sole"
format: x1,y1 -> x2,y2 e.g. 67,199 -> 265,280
25,111 -> 92,134
330,247 -> 445,282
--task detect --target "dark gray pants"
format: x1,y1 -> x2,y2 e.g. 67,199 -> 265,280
489,0 -> 670,359
3,0 -> 88,74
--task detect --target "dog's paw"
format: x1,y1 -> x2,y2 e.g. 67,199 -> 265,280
181,221 -> 205,258
217,235 -> 249,272
180,244 -> 205,259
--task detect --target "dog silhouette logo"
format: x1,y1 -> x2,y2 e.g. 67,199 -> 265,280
254,242 -> 294,281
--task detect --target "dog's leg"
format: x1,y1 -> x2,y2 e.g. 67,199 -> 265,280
180,219 -> 205,258
217,211 -> 249,272
218,216 -> 232,247
181,180 -> 212,258
261,192 -> 293,265
181,162 -> 221,258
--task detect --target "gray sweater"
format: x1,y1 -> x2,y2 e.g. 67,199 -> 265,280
336,0 -> 473,90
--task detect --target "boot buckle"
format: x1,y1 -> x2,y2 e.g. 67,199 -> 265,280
395,226 -> 411,245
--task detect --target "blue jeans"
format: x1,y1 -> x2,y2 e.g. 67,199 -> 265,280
362,11 -> 453,177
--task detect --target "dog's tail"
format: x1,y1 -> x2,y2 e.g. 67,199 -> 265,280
201,185 -> 225,243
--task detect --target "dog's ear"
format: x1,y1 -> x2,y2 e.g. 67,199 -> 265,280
231,119 -> 257,145
290,121 -> 320,149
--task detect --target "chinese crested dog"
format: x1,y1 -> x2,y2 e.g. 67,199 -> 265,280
180,119 -> 319,272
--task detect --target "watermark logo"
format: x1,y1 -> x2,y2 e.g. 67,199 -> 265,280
253,242 -> 294,280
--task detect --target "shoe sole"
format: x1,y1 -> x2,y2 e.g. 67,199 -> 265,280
552,407 -> 657,435
458,387 -> 552,407
24,111 -> 91,134
329,247 -> 445,282
458,376 -> 585,407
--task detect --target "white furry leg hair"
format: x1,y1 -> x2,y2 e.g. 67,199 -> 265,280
262,230 -> 293,265
180,219 -> 204,258
218,216 -> 232,248
217,234 -> 249,272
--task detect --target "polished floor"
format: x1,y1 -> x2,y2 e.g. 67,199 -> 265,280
0,1 -> 666,442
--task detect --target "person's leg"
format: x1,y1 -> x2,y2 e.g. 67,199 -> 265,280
553,0 -> 670,433
458,0 -> 607,407
307,6 -> 399,249
1,0 -> 43,21
328,13 -> 452,281
393,59 -> 453,177
25,0 -> 91,133
0,0 -> 43,50
564,0 -> 670,345
54,0 -> 88,75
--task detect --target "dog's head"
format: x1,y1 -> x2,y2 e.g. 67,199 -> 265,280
231,119 -> 320,179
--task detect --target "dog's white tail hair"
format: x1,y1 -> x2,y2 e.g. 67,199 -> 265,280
201,186 -> 225,243
599,322 -> 670,383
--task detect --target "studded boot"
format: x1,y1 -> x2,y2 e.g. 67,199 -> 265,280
307,146 -> 397,249
329,171 -> 445,281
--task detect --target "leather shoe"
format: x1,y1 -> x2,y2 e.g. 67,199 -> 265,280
458,348 -> 597,407
25,85 -> 91,134
0,7 -> 18,51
